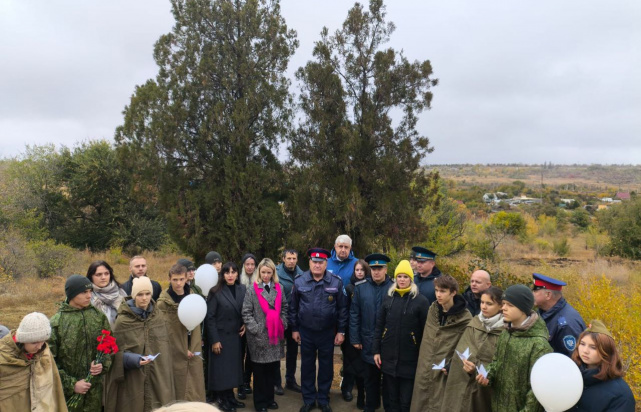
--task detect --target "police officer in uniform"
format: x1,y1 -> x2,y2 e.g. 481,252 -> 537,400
350,253 -> 393,412
289,248 -> 349,412
412,246 -> 442,306
532,273 -> 586,356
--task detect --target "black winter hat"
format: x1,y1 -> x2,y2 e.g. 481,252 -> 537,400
503,284 -> 534,315
177,258 -> 195,270
65,274 -> 93,301
241,253 -> 257,265
205,251 -> 222,264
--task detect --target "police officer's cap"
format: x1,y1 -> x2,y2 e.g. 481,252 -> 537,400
532,273 -> 566,291
308,247 -> 331,262
365,253 -> 390,267
411,246 -> 436,262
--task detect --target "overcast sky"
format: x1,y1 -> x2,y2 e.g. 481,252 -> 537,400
1,0 -> 639,164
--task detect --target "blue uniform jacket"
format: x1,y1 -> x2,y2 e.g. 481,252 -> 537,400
415,266 -> 442,306
571,366 -> 635,411
349,277 -> 393,365
327,249 -> 358,286
276,263 -> 303,304
288,270 -> 348,333
539,297 -> 586,356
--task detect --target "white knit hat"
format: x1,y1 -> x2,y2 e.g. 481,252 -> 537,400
131,276 -> 153,298
15,312 -> 51,343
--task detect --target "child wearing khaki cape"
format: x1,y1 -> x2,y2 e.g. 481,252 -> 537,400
440,286 -> 504,411
157,264 -> 206,402
0,312 -> 68,411
409,275 -> 472,412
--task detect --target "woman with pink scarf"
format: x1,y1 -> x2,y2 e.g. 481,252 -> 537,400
242,258 -> 288,412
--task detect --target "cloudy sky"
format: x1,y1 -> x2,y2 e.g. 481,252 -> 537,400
1,0 -> 639,164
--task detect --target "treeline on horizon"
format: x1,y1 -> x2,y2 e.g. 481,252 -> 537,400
1,0 -> 640,280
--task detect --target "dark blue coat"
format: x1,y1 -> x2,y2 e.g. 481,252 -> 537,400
288,270 -> 348,333
572,366 -> 635,411
327,249 -> 358,286
415,266 -> 442,306
349,277 -> 393,365
275,263 -> 303,304
539,297 -> 585,356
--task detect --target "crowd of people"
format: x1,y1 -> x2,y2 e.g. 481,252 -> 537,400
0,235 -> 637,412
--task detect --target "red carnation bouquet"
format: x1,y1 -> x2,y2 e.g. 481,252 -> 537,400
67,330 -> 118,408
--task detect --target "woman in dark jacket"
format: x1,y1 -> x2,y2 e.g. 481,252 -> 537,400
570,320 -> 635,412
206,262 -> 247,412
373,260 -> 429,412
341,259 -> 370,408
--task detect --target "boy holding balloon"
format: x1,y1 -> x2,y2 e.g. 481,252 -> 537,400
157,263 -> 207,402
476,285 -> 552,412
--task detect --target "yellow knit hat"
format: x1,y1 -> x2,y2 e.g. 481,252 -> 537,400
394,260 -> 414,282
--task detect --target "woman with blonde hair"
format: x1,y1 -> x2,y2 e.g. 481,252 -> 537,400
372,260 -> 429,412
570,320 -> 635,411
242,258 -> 287,412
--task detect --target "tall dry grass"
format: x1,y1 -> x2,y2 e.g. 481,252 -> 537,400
0,251 -> 182,329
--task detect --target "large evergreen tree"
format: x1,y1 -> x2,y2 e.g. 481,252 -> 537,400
115,0 -> 298,261
287,0 -> 439,253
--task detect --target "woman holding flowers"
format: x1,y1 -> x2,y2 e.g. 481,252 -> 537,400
242,258 -> 288,412
49,274 -> 112,412
106,276 -> 176,412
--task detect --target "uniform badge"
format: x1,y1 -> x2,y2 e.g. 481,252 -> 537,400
563,335 -> 576,351
328,295 -> 334,302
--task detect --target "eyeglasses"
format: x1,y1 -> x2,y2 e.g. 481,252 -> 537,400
532,285 -> 546,291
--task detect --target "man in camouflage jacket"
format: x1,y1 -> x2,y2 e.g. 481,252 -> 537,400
49,275 -> 112,412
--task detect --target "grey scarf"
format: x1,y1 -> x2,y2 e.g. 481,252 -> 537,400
478,311 -> 505,332
91,280 -> 125,327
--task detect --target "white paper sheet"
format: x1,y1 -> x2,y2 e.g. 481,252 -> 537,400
476,364 -> 488,378
143,353 -> 160,361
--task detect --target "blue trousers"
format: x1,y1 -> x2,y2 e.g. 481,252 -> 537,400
299,327 -> 335,406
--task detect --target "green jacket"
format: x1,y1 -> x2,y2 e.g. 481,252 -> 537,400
410,296 -> 472,412
49,302 -> 112,412
488,312 -> 553,412
441,314 -> 503,412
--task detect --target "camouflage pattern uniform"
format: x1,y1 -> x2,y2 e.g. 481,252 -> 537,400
49,302 -> 112,412
487,312 -> 553,412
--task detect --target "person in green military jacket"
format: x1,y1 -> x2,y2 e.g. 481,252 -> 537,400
476,284 -> 553,412
410,275 -> 472,412
441,286 -> 504,412
49,274 -> 112,412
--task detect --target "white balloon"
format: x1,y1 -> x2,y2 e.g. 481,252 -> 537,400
177,294 -> 207,331
194,264 -> 218,296
531,352 -> 583,412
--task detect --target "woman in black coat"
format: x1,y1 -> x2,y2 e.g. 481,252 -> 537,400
341,259 -> 369,408
570,320 -> 635,411
373,260 -> 429,412
207,262 -> 247,412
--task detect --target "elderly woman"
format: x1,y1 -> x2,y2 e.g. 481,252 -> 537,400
242,258 -> 288,412
206,262 -> 247,412
86,260 -> 127,328
239,253 -> 258,397
0,312 -> 68,411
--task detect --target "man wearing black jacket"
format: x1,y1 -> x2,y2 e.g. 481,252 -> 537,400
121,255 -> 162,301
461,270 -> 492,316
